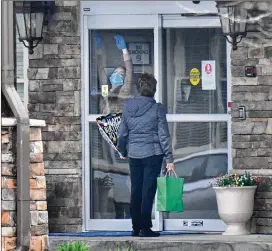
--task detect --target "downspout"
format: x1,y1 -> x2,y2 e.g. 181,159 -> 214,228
1,1 -> 30,250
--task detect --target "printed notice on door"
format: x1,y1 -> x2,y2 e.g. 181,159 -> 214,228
128,42 -> 150,65
201,60 -> 216,90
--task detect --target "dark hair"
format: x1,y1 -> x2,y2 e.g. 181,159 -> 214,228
137,73 -> 157,97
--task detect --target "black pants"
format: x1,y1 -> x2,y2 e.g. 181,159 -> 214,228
129,155 -> 163,230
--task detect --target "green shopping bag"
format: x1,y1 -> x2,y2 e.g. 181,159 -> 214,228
156,169 -> 184,212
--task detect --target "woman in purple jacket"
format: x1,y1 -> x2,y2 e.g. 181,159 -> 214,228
117,73 -> 174,237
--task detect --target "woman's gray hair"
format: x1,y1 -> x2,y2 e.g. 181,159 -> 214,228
137,73 -> 157,97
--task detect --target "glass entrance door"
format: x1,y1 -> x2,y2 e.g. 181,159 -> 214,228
162,16 -> 231,232
82,12 -> 231,232
82,14 -> 161,231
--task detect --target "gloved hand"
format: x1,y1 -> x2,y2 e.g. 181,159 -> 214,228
95,32 -> 101,49
114,34 -> 127,50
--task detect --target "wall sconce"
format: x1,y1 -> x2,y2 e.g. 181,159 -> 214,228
15,1 -> 55,54
217,3 -> 248,50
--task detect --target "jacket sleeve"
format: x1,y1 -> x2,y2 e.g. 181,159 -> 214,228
158,104 -> 174,164
117,110 -> 129,157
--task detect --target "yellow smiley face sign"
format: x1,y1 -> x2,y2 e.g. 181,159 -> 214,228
190,68 -> 200,86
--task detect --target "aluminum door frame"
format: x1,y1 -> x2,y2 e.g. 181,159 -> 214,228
81,7 -> 231,232
161,15 -> 231,232
81,12 -> 162,231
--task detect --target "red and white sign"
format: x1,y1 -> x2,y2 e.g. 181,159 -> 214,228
202,60 -> 216,90
227,101 -> 232,114
204,63 -> 212,74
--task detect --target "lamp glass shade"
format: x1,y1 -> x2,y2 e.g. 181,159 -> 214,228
218,6 -> 247,35
15,1 -> 45,41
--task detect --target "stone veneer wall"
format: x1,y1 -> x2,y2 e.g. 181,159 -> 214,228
228,1 -> 272,234
1,124 -> 49,250
28,1 -> 82,232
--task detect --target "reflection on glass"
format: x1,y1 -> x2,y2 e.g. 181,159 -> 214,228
164,28 -> 227,114
164,122 -> 228,219
90,123 -> 131,219
90,124 -> 156,220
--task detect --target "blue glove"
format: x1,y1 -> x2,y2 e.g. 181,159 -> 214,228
114,34 -> 127,50
95,32 -> 101,49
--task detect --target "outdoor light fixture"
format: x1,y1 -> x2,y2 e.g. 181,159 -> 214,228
15,1 -> 54,54
217,3 -> 248,50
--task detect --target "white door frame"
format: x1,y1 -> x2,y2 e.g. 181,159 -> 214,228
81,12 -> 162,231
81,2 -> 231,233
80,1 -> 218,16
161,15 -> 231,232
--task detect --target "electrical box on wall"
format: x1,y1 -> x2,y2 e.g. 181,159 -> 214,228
239,105 -> 246,120
245,66 -> 257,77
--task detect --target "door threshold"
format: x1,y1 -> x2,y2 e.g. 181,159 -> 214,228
49,231 -> 210,237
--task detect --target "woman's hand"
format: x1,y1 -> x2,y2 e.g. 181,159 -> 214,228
166,163 -> 174,170
114,146 -> 128,160
114,34 -> 127,50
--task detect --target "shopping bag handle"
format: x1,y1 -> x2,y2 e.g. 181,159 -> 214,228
165,169 -> 178,178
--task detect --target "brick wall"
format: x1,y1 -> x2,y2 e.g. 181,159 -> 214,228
1,125 -> 49,250
28,0 -> 82,233
227,1 -> 272,234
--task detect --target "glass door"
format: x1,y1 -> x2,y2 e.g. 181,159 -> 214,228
82,12 -> 231,232
161,16 -> 231,232
82,14 -> 161,231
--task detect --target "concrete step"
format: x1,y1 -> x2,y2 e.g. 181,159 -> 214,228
50,234 -> 272,251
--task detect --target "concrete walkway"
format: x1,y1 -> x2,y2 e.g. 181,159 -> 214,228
50,234 -> 272,251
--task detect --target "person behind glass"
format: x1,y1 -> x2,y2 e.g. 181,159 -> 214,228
95,32 -> 133,115
117,73 -> 174,237
95,32 -> 133,164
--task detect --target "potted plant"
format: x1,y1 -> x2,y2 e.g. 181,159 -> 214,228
213,172 -> 261,236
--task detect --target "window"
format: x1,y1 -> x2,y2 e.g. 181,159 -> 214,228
88,29 -> 155,220
16,30 -> 28,106
163,28 -> 227,114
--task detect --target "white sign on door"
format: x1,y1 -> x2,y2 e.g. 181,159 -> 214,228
128,42 -> 151,65
201,60 -> 216,90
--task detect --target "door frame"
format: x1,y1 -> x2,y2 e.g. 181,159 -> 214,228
161,15 -> 231,232
81,2 -> 232,233
81,13 -> 162,231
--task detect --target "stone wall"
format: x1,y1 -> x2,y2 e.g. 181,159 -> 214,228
228,1 -> 272,234
28,0 -> 82,233
1,124 -> 49,250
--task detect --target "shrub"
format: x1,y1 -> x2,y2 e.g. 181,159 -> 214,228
56,241 -> 89,251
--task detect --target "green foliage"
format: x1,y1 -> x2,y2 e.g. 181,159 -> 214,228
56,241 -> 89,251
213,171 -> 261,187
